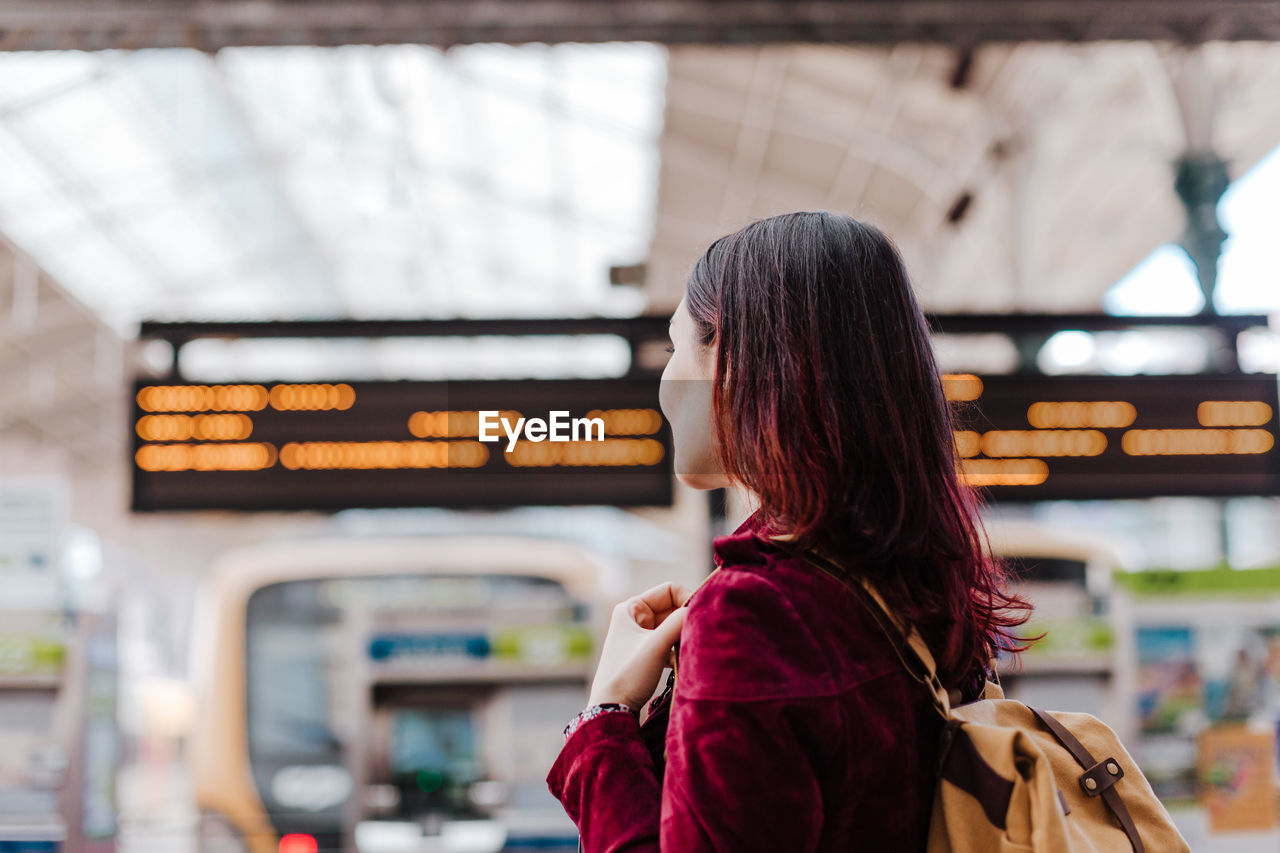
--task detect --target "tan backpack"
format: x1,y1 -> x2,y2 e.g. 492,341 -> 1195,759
796,548 -> 1192,853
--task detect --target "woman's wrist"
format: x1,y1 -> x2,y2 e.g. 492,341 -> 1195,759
563,702 -> 639,742
587,679 -> 630,710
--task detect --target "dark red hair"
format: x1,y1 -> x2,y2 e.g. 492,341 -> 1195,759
686,211 -> 1031,686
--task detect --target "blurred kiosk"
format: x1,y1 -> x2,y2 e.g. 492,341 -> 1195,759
188,536 -> 608,853
0,478 -> 118,853
1113,565 -> 1280,833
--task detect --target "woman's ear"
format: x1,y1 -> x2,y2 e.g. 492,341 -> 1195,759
700,336 -> 719,384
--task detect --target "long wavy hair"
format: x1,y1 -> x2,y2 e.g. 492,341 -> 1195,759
685,211 -> 1031,686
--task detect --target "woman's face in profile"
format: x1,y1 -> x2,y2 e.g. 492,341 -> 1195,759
659,297 -> 729,490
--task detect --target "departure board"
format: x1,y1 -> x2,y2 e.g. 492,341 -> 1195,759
131,373 -> 1280,510
944,373 -> 1280,501
131,379 -> 672,511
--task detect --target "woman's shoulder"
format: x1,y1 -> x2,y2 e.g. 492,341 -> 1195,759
679,563 -> 834,701
678,527 -> 902,702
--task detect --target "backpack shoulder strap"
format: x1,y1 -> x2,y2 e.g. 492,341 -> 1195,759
784,543 -> 951,720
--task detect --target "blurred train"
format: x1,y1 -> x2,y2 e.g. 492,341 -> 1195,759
185,519 -> 1128,853
187,536 -> 608,853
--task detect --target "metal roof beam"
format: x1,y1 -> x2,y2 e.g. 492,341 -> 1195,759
2,2 -> 1280,51
136,312 -> 1273,344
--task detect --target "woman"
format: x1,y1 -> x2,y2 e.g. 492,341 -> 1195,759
546,212 -> 1030,851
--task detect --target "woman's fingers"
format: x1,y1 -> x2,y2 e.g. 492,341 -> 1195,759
639,581 -> 694,609
645,607 -> 687,664
589,586 -> 691,709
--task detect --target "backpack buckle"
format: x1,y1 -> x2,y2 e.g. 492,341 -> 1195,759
1079,757 -> 1124,797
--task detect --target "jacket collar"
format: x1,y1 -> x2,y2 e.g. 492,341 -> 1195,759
712,507 -> 787,568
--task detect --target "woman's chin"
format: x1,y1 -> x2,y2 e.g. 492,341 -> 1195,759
674,471 -> 731,491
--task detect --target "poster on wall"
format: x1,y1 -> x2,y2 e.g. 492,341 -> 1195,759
1137,627 -> 1201,735
1199,626 -> 1280,724
1139,623 -> 1280,733
1198,726 -> 1278,833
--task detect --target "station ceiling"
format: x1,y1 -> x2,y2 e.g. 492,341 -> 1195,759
646,40 -> 1280,312
2,39 -> 1279,333
2,10 -> 1280,479
0,44 -> 666,329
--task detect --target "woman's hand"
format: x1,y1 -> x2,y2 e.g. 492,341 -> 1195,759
587,581 -> 694,712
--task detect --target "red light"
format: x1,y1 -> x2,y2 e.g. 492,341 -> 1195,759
279,834 -> 318,853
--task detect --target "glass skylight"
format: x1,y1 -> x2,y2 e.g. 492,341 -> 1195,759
0,43 -> 667,333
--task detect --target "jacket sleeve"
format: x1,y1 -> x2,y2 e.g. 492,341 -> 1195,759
546,568 -> 841,852
546,708 -> 663,852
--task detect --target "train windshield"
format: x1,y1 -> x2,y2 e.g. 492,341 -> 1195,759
244,572 -> 591,848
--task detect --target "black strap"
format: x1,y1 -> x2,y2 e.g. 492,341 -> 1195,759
1031,708 -> 1145,853
783,544 -> 952,718
783,546 -> 908,665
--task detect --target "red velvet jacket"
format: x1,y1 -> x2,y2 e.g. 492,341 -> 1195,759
547,512 -> 952,851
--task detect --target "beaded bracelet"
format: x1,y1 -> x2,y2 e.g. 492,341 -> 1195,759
562,702 -> 637,742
